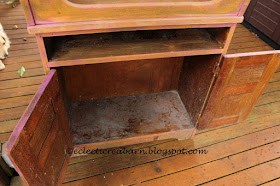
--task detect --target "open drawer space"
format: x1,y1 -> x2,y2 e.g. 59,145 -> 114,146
44,28 -> 229,67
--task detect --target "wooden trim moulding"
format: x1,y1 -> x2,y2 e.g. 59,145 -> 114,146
19,0 -> 35,26
39,23 -> 235,37
28,16 -> 244,35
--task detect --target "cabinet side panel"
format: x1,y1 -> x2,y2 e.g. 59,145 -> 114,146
178,55 -> 220,126
20,0 -> 35,25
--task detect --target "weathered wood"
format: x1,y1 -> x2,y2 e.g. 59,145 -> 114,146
264,82 -> 280,94
199,51 -> 280,129
62,57 -> 183,101
69,91 -> 195,145
239,52 -> 280,121
138,141 -> 280,185
0,68 -> 44,81
178,55 -> 220,126
62,110 -> 280,184
0,95 -> 33,111
35,36 -> 49,74
0,106 -> 26,122
4,70 -> 73,186
0,85 -> 40,99
0,120 -> 18,134
0,76 -> 44,90
38,23 -> 234,38
206,158 -> 280,185
6,1 -> 280,185
18,0 -> 35,26
46,28 -> 224,68
23,0 -> 249,31
228,46 -> 273,54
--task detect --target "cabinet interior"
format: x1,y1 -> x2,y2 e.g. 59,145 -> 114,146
56,54 -> 221,145
43,27 -> 228,65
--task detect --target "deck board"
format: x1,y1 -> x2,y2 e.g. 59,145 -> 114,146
0,3 -> 279,186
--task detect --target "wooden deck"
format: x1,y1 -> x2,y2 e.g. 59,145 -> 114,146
0,3 -> 279,186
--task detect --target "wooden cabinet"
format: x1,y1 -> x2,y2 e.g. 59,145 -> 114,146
245,0 -> 280,44
4,0 -> 280,185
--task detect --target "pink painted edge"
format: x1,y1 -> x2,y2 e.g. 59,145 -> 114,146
4,69 -> 56,152
40,23 -> 235,37
19,0 -> 35,26
27,16 -> 244,34
224,50 -> 280,58
3,70 -> 56,185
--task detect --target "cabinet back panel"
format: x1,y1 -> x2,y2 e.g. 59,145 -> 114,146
62,57 -> 183,101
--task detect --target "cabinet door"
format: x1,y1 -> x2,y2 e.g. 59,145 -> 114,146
4,70 -> 73,185
199,51 -> 280,129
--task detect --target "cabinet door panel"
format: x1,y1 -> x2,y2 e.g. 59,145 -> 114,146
214,93 -> 251,118
227,64 -> 266,86
4,70 -> 73,186
199,51 -> 280,129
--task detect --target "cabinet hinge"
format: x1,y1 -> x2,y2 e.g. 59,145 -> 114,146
195,113 -> 202,128
213,65 -> 221,77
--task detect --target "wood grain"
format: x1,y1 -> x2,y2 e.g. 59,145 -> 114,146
199,51 -> 280,129
45,28 -> 224,68
62,57 -> 183,101
4,70 -> 73,186
178,55 -> 220,126
62,110 -> 280,184
24,0 -> 247,27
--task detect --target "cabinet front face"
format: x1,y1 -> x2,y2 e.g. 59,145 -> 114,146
199,51 -> 280,129
4,50 -> 280,186
25,0 -> 249,25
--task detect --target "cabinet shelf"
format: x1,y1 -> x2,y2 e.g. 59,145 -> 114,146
44,28 -> 226,67
69,91 -> 195,145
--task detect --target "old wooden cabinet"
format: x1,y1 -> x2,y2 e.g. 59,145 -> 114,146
4,0 -> 280,185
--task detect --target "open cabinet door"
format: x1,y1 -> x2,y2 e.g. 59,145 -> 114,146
4,70 -> 73,185
199,50 -> 280,129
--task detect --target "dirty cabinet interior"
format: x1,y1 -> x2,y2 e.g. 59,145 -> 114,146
5,0 -> 280,185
